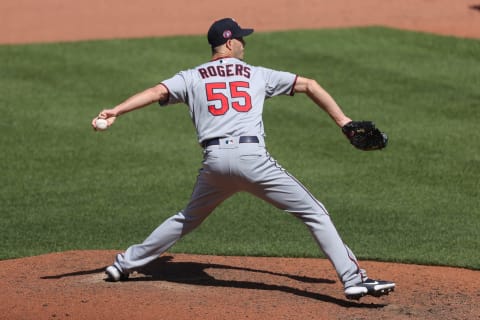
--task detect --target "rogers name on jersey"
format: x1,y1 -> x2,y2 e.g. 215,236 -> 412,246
198,63 -> 251,79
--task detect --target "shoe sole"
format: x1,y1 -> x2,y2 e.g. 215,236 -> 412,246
345,286 -> 395,300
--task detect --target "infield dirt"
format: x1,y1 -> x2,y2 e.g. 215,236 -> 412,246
1,1 -> 479,319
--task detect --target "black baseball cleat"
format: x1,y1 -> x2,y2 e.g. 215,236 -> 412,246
344,278 -> 395,300
105,265 -> 129,282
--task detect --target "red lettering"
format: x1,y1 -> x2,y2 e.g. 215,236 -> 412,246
226,64 -> 234,76
216,65 -> 226,77
207,66 -> 217,77
206,82 -> 228,115
243,66 -> 251,78
235,64 -> 243,76
200,64 -> 251,79
198,68 -> 208,79
230,81 -> 252,112
205,81 -> 253,116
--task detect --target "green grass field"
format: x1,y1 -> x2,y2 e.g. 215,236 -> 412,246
1,27 -> 479,269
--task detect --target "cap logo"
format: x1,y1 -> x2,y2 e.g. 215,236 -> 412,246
222,30 -> 232,39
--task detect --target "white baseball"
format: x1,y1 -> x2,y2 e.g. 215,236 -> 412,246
95,118 -> 108,130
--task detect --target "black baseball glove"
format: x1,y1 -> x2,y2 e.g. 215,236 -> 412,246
341,121 -> 388,151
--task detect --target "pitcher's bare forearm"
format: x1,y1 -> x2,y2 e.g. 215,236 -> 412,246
91,84 -> 168,130
294,77 -> 351,127
109,84 -> 169,117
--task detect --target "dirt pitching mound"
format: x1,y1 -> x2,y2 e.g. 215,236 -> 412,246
0,251 -> 478,319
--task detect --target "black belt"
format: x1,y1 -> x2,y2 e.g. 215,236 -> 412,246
202,136 -> 259,148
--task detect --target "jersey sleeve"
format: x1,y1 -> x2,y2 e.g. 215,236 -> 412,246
158,72 -> 188,107
261,67 -> 297,98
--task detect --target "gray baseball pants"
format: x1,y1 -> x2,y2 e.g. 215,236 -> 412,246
114,136 -> 363,288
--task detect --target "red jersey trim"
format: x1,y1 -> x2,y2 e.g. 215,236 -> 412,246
290,75 -> 298,96
158,83 -> 170,106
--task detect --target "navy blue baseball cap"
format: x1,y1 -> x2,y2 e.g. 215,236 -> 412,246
207,18 -> 254,47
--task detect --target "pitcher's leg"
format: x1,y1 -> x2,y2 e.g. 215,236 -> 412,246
304,210 -> 362,288
115,170 -> 235,274
283,193 -> 362,288
115,210 -> 207,272
245,158 -> 362,288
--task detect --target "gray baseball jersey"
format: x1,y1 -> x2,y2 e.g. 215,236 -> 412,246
113,58 -> 365,289
159,57 -> 296,143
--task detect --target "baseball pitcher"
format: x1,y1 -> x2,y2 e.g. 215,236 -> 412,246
92,18 -> 393,300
